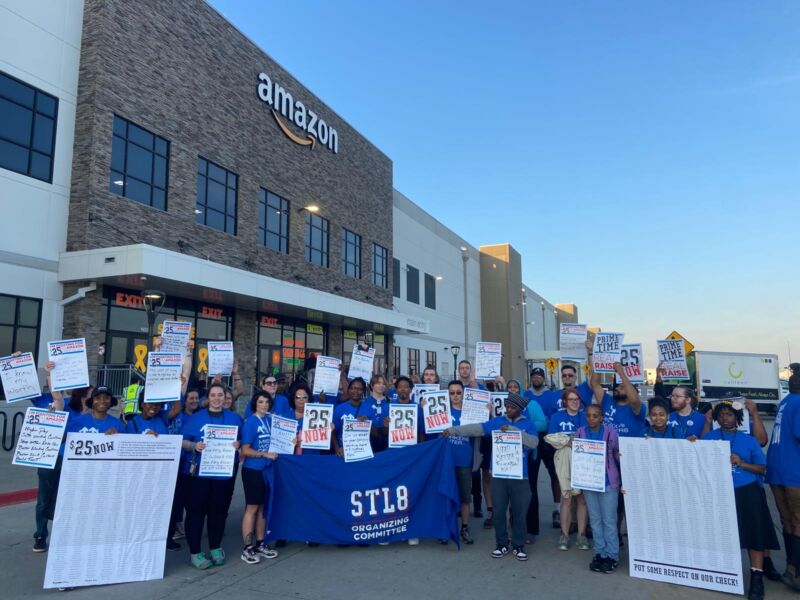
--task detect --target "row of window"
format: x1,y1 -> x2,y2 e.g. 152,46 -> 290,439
391,347 -> 437,378
392,258 -> 436,309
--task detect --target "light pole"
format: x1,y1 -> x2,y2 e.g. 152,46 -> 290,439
540,300 -> 546,350
141,290 -> 166,351
450,345 -> 460,381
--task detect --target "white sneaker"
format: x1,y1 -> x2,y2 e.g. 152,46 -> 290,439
407,538 -> 420,546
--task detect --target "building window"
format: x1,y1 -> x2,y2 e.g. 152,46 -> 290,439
424,273 -> 436,309
392,258 -> 401,298
258,188 -> 289,253
109,115 -> 169,210
0,294 -> 42,362
406,265 -> 419,304
257,315 -> 326,378
0,71 -> 58,183
341,229 -> 361,278
196,157 -> 237,234
425,351 -> 437,372
304,213 -> 329,267
407,348 -> 420,376
392,345 -> 401,379
372,244 -> 388,288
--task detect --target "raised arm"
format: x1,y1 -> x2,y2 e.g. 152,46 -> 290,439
614,362 -> 641,414
230,360 -> 245,399
43,361 -> 64,411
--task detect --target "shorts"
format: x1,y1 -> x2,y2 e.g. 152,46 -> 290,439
771,485 -> 800,533
455,467 -> 472,504
241,466 -> 267,505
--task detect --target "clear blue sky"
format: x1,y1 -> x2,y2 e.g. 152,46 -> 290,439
210,0 -> 799,368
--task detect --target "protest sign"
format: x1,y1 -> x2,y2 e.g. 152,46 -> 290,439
13,408 -> 68,469
492,430 -> 523,479
342,418 -> 373,462
160,321 -> 191,355
44,433 -> 182,589
411,383 -> 439,404
420,390 -> 452,434
475,341 -> 502,379
657,339 -> 690,380
571,438 -> 607,492
389,404 -> 418,448
347,345 -> 375,380
144,352 -> 182,403
491,392 -> 508,417
560,324 -> 588,361
0,352 -> 41,402
313,355 -> 341,395
207,341 -> 233,376
620,438 -> 743,595
268,415 -> 298,455
302,403 -> 333,450
460,387 -> 491,425
592,332 -> 624,373
617,343 -> 644,384
198,424 -> 238,477
47,338 -> 89,392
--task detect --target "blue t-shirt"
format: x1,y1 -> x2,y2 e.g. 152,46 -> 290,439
333,401 -> 370,445
766,393 -> 800,486
704,429 -> 765,488
668,410 -> 705,438
447,407 -> 474,468
182,409 -> 243,478
69,414 -> 123,434
601,394 -> 646,438
245,394 -> 292,419
533,381 -> 593,418
523,399 -> 548,432
548,409 -> 588,435
30,392 -> 55,409
125,414 -> 169,435
481,415 -> 537,478
241,413 -> 273,471
362,396 -> 390,429
645,425 -> 681,439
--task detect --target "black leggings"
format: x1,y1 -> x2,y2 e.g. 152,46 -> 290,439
185,476 -> 236,554
167,472 -> 189,540
527,435 -> 560,536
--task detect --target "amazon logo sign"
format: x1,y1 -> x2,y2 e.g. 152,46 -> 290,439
257,72 -> 339,154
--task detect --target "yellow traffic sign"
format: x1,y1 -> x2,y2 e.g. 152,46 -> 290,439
666,331 -> 695,355
545,358 -> 558,373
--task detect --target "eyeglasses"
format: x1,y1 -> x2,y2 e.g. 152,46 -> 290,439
264,380 -> 277,385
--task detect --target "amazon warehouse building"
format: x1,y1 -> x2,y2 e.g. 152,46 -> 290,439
0,0 -> 576,395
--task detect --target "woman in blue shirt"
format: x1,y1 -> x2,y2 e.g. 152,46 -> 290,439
645,398 -> 680,439
704,401 -> 778,600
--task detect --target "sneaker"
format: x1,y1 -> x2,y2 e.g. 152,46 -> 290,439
601,557 -> 618,573
209,547 -> 226,566
557,535 -> 569,551
590,554 -> 604,572
460,525 -> 474,545
491,544 -> 509,558
513,546 -> 528,561
33,537 -> 47,553
552,509 -> 560,529
256,544 -> 278,559
378,542 -> 390,546
166,538 -> 181,551
483,508 -> 494,529
748,569 -> 765,600
172,524 -> 185,540
240,546 -> 260,565
576,535 -> 590,550
407,538 -> 420,546
191,552 -> 212,570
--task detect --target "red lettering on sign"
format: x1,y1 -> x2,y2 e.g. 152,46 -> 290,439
304,428 -> 328,443
261,316 -> 279,327
391,428 -> 414,442
426,413 -> 449,427
201,306 -> 223,319
115,293 -> 144,308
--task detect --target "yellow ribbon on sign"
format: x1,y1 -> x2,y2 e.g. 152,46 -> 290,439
134,344 -> 148,372
197,347 -> 208,373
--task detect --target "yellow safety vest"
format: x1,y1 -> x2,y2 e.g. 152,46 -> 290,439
122,383 -> 143,415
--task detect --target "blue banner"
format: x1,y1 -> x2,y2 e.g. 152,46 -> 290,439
265,438 -> 460,545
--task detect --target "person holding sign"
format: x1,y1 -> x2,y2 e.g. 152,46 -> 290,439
181,382 -> 242,569
644,398 -> 681,439
363,374 -> 390,452
444,392 -> 539,561
240,391 -> 279,565
381,376 -> 425,446
332,378 -> 370,456
703,400 -> 779,600
575,405 -> 621,574
590,362 -> 645,438
292,383 -> 333,455
68,386 -> 122,434
124,396 -> 172,436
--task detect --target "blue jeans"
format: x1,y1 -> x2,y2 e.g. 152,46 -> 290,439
583,488 -> 619,560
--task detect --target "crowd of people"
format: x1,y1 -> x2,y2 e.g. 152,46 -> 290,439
22,340 -> 800,600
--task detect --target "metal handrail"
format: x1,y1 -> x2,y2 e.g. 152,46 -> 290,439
0,410 -> 25,452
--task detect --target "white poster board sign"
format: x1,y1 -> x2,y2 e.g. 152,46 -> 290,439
560,324 -> 588,361
475,341 -> 502,379
44,433 -> 182,589
460,388 -> 491,426
571,438 -> 607,492
207,341 -> 234,376
617,343 -> 644,384
47,338 -> 89,392
268,415 -> 297,455
347,345 -> 375,380
491,392 -> 508,417
420,390 -> 452,434
491,430 -> 523,479
592,332 -> 624,373
312,355 -> 341,395
13,408 -> 68,469
411,383 -> 439,404
160,321 -> 191,355
0,352 -> 42,402
619,438 -> 743,595
657,339 -> 690,381
301,403 -> 333,450
144,352 -> 182,403
388,404 -> 418,448
342,418 -> 373,462
198,424 -> 238,477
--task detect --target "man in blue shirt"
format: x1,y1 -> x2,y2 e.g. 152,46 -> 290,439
590,362 -> 645,438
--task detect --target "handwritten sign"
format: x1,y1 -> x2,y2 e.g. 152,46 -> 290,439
160,321 -> 191,355
617,343 -> 644,384
592,332 -> 624,373
268,415 -> 298,455
12,408 -> 68,468
388,404 -> 418,448
461,387 -> 491,425
491,430 -> 523,479
347,345 -> 375,380
657,339 -> 690,381
420,390 -> 452,434
342,418 -> 373,462
411,383 -> 439,404
302,403 -> 333,450
312,355 -> 341,395
571,438 -> 607,492
207,341 -> 233,376
476,341 -> 502,379
491,392 -> 508,417
144,352 -> 182,403
560,324 -> 588,361
47,339 -> 89,391
199,424 -> 238,477
0,352 -> 41,402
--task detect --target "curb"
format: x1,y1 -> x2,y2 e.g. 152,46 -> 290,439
0,488 -> 37,507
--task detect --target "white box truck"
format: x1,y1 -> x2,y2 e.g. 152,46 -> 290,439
694,351 -> 781,414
